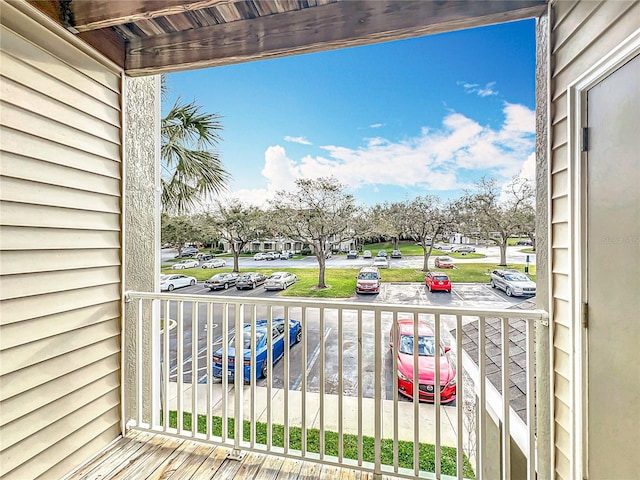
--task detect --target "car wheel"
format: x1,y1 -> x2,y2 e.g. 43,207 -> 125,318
296,329 -> 302,343
168,284 -> 174,291
426,283 -> 431,292
261,362 -> 268,379
506,287 -> 513,297
190,279 -> 196,286
224,282 -> 229,290
202,265 -> 207,269
490,279 -> 496,288
447,289 -> 452,293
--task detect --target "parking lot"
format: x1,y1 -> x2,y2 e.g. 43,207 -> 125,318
161,281 -> 530,402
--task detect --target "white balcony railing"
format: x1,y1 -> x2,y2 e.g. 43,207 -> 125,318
125,291 -> 547,480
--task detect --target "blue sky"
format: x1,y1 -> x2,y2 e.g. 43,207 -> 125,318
164,19 -> 536,208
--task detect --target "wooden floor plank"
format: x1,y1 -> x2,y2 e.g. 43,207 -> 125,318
235,452 -> 266,478
68,432 -> 414,480
80,432 -> 168,480
184,444 -> 230,479
252,453 -> 286,480
276,457 -> 305,479
106,436 -> 183,480
145,439 -> 201,480
158,442 -> 216,480
69,431 -> 148,479
298,460 -> 322,479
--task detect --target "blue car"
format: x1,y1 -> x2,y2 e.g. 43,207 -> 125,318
212,318 -> 302,381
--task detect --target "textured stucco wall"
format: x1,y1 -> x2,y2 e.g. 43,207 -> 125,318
534,10 -> 551,480
123,75 -> 160,424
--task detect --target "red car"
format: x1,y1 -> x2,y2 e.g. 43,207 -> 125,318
389,317 -> 456,404
425,272 -> 451,293
434,256 -> 454,268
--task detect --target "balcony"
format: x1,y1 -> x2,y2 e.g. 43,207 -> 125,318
96,291 -> 547,480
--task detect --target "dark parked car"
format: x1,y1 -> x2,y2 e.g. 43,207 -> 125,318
205,272 -> 239,290
377,249 -> 388,258
347,250 -> 359,259
177,247 -> 199,257
236,272 -> 267,290
391,250 -> 402,258
212,318 -> 302,381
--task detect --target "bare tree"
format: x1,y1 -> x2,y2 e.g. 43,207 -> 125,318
161,213 -> 203,257
402,196 -> 456,272
272,177 -> 362,289
459,177 -> 535,266
209,199 -> 262,272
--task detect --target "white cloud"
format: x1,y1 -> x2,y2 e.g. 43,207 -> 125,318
222,103 -> 535,204
284,135 -> 312,145
459,80 -> 499,97
369,123 -> 384,129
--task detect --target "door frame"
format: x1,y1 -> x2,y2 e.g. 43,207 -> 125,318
567,29 -> 640,480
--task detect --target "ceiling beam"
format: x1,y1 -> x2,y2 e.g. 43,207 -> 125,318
70,0 -> 237,32
125,0 -> 546,76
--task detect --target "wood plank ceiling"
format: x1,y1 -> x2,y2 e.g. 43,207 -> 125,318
28,0 -> 547,76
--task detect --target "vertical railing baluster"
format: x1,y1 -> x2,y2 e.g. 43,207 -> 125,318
136,297 -> 143,427
319,306 -> 325,460
478,315 -> 486,478
337,307 -> 344,463
374,308 -> 382,477
392,311 -> 399,473
526,317 -> 535,480
232,303 -> 244,458
357,309 -> 363,466
206,302 -> 213,441
456,314 -> 463,479
191,301 -> 198,437
301,306 -> 307,456
151,298 -> 160,429
221,302 -> 229,442
162,299 -> 170,433
250,304 -> 257,448
266,305 -> 273,450
502,317 -> 511,480
283,304 -> 290,455
413,313 -> 419,476
176,300 -> 184,433
435,312 -> 442,479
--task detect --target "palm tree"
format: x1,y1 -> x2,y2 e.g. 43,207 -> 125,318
161,96 -> 229,213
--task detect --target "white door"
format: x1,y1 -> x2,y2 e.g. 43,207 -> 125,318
585,53 -> 640,479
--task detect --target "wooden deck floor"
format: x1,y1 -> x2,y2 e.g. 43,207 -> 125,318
65,430 -> 408,480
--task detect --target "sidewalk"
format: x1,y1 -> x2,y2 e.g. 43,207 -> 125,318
167,382 -> 462,447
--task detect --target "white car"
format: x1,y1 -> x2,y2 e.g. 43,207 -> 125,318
160,274 -> 196,291
172,259 -> 199,269
373,256 -> 389,269
451,245 -> 476,253
253,253 -> 266,261
201,258 -> 226,268
264,271 -> 297,290
490,269 -> 536,297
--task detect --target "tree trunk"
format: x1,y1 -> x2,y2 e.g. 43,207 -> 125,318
317,255 -> 326,288
499,242 -> 508,266
232,246 -> 240,272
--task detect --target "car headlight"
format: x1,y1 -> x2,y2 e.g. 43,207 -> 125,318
446,377 -> 456,387
398,371 -> 412,382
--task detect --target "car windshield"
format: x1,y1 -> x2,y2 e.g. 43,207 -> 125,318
399,335 -> 436,356
506,273 -> 529,281
358,272 -> 378,280
433,275 -> 449,281
228,330 -> 266,350
440,257 -> 452,262
269,274 -> 282,279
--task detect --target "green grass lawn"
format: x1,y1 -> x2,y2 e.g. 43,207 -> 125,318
166,411 -> 475,478
162,263 -> 536,298
362,240 -> 486,259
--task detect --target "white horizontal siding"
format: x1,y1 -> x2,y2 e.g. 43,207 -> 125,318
549,1 -> 639,478
0,249 -> 120,276
0,2 -> 123,478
